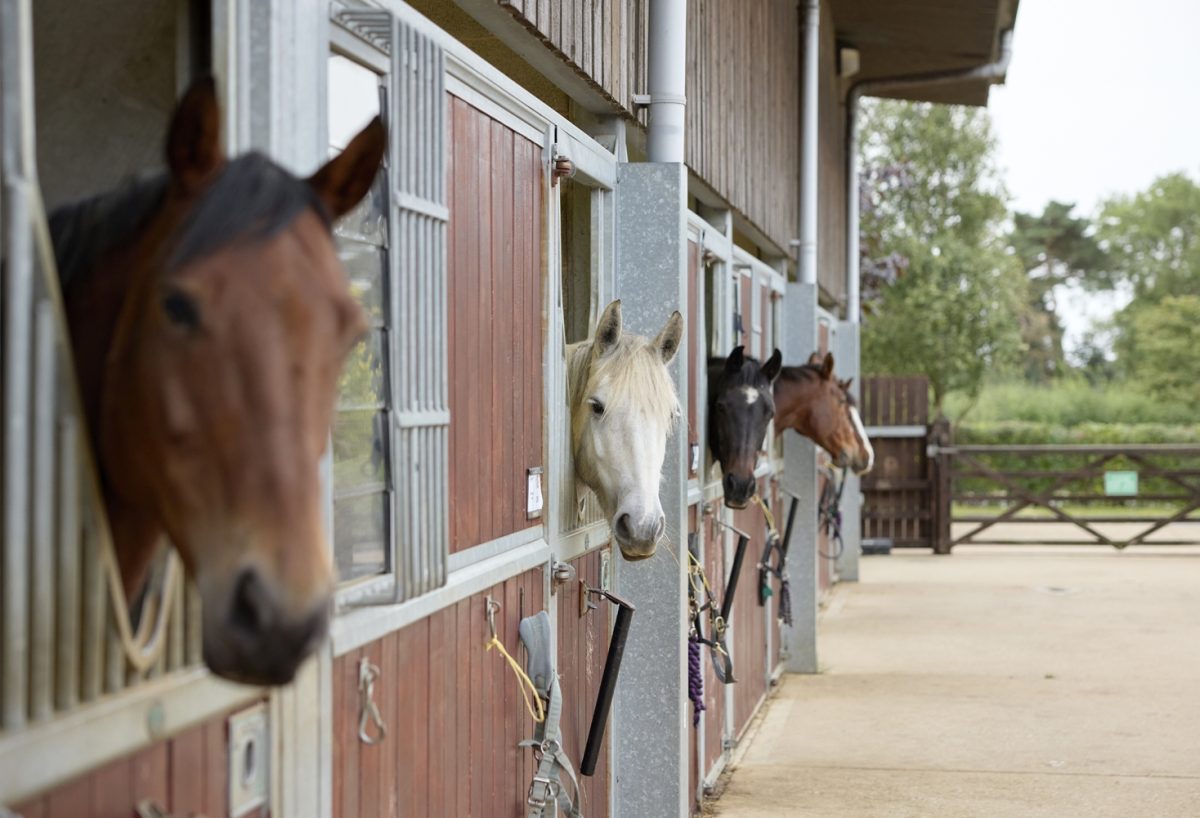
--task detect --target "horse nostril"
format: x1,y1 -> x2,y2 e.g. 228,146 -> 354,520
615,513 -> 633,543
229,569 -> 269,638
655,516 -> 666,540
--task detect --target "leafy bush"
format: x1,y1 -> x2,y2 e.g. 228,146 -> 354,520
944,379 -> 1195,425
953,422 -> 1200,508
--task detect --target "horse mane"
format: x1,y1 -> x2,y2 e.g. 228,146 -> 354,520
778,363 -> 820,383
48,153 -> 330,290
778,364 -> 857,406
569,335 -> 680,427
709,353 -> 767,388
48,173 -> 169,290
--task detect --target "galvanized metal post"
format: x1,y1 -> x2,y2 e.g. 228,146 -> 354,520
780,281 -> 819,673
835,319 -> 861,582
612,163 -> 689,818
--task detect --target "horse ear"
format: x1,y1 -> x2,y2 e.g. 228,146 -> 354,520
167,76 -> 223,191
724,345 -> 745,374
840,377 -> 854,391
820,352 -> 835,380
652,311 -> 684,364
308,117 -> 387,219
807,350 -> 823,366
761,348 -> 783,382
593,299 -> 622,357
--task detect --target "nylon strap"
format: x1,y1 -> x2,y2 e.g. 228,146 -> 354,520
687,535 -> 734,684
521,676 -> 583,818
520,612 -> 583,818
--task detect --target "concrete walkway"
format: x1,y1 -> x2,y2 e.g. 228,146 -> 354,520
712,546 -> 1200,817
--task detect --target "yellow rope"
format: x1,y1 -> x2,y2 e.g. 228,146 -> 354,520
486,635 -> 546,723
32,197 -> 177,673
752,494 -> 779,539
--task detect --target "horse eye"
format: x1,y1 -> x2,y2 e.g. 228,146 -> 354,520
162,289 -> 200,331
589,399 -> 605,417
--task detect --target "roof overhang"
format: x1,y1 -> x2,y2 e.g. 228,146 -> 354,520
831,0 -> 1020,105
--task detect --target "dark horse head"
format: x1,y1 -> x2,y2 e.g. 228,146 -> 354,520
52,78 -> 386,685
707,346 -> 783,508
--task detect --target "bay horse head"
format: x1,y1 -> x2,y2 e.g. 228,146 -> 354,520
775,352 -> 874,474
707,346 -> 783,508
568,300 -> 684,561
52,78 -> 385,685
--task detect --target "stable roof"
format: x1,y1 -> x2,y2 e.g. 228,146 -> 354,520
832,0 -> 1020,105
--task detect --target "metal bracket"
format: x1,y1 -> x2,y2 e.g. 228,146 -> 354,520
631,92 -> 686,110
551,559 -> 577,592
227,704 -> 270,817
579,579 -> 600,617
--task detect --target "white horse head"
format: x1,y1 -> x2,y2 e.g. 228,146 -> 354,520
567,300 -> 683,560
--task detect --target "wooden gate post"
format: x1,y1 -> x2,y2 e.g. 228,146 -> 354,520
930,416 -> 953,554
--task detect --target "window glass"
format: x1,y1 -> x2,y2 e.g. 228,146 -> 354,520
330,51 -> 391,583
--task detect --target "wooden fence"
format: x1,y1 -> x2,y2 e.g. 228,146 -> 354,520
861,376 -> 1200,552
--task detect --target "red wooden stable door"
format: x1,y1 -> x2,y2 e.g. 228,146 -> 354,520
446,96 -> 545,554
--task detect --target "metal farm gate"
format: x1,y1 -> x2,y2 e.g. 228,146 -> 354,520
860,376 -> 1200,553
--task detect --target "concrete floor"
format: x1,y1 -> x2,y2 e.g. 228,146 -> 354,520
712,546 -> 1200,818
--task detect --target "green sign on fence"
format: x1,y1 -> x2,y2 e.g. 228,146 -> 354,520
1104,470 -> 1139,497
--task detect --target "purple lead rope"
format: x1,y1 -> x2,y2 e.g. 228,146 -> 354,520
688,634 -> 706,726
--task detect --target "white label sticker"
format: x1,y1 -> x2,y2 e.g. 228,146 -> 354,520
690,443 -> 702,472
527,468 -> 544,518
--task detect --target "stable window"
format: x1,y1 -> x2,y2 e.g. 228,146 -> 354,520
330,12 -> 450,604
329,51 -> 393,584
553,155 -> 615,544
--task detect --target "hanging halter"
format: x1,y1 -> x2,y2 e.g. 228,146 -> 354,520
755,494 -> 795,627
818,465 -> 848,561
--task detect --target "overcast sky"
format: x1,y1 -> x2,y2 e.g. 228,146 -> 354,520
987,0 -> 1200,352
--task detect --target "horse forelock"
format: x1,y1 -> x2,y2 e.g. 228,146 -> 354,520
570,335 -> 680,431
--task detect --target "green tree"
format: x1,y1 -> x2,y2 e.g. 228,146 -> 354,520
1125,295 -> 1200,406
859,99 -> 1025,412
1098,172 -> 1200,302
1008,201 -> 1106,382
1098,172 -> 1200,382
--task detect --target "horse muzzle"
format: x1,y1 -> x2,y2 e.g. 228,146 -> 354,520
612,507 -> 665,561
202,566 -> 331,685
722,472 -> 757,508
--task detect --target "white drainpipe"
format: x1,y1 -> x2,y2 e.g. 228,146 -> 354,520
799,0 -> 821,285
846,29 -> 1014,324
645,0 -> 687,163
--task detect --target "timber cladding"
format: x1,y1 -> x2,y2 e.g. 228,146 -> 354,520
499,0 -> 802,259
10,707 -> 251,818
447,96 -> 545,553
686,0 -> 801,256
860,375 -> 933,548
731,484 -> 770,735
699,508 -> 726,775
687,240 -> 701,475
333,568 -> 546,818
817,0 -> 847,307
556,548 -> 613,816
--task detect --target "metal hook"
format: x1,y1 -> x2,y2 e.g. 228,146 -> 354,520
710,516 -> 751,540
358,658 -> 387,745
486,595 -> 501,641
579,580 -> 600,617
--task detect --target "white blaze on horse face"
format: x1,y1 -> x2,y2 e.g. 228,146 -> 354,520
848,405 -> 874,473
583,395 -> 671,556
740,386 -> 760,406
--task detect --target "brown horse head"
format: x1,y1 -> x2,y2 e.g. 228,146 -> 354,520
774,352 -> 873,474
53,78 -> 385,685
707,346 -> 783,508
